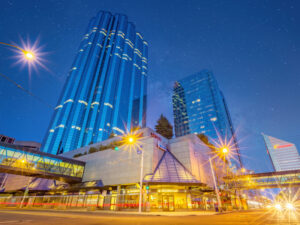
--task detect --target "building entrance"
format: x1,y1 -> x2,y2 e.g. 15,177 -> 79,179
162,195 -> 174,211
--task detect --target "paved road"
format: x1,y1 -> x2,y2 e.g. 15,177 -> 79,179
0,209 -> 299,224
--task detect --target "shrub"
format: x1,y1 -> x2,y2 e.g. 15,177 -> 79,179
89,147 -> 98,154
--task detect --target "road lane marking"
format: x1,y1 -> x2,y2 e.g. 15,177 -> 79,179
0,221 -> 19,224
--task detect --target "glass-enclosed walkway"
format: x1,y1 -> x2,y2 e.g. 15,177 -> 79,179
0,143 -> 85,183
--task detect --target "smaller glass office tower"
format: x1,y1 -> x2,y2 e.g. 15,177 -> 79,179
172,70 -> 241,168
262,134 -> 300,171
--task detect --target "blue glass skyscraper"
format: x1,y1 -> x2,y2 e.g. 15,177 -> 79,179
172,70 -> 241,167
43,11 -> 148,154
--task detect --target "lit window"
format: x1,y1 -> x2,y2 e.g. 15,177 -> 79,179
78,100 -> 88,106
100,31 -> 107,36
64,99 -> 74,104
104,102 -> 113,109
210,117 -> 217,122
114,53 -> 121,58
133,63 -> 141,70
91,102 -> 99,106
113,127 -> 124,134
136,32 -> 143,39
55,105 -> 63,110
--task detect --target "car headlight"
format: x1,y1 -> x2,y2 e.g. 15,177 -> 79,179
275,203 -> 282,210
286,203 -> 295,210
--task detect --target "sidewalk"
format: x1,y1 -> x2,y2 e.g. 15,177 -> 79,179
1,207 -> 219,216
82,209 -> 218,216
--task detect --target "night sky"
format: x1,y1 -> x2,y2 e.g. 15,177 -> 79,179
0,0 -> 299,173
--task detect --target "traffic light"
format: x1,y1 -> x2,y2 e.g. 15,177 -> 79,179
114,146 -> 119,151
146,185 -> 149,190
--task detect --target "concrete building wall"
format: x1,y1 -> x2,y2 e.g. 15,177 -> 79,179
62,128 -> 213,187
169,134 -> 212,187
62,128 -> 168,186
80,137 -> 157,185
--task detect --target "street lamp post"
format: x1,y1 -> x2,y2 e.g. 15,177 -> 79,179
208,145 -> 231,211
0,42 -> 35,60
209,156 -> 222,211
138,146 -> 144,213
123,133 -> 144,213
20,177 -> 33,208
0,173 -> 8,190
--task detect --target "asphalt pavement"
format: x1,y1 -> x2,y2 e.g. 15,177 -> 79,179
0,208 -> 299,224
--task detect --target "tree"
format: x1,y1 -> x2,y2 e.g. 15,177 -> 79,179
108,132 -> 115,139
88,147 -> 98,154
197,134 -> 215,152
155,114 -> 173,139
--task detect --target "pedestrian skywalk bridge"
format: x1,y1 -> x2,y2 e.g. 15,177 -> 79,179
0,143 -> 85,183
224,169 -> 300,189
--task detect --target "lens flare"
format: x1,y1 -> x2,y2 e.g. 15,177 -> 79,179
286,202 -> 295,210
24,51 -> 34,60
10,37 -> 49,79
275,203 -> 282,210
222,147 -> 228,154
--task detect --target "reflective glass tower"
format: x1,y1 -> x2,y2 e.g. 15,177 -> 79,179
43,11 -> 148,155
262,134 -> 300,171
172,70 -> 241,167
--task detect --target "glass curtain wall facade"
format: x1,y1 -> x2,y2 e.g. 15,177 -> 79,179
172,70 -> 241,167
262,134 -> 300,171
43,11 -> 148,155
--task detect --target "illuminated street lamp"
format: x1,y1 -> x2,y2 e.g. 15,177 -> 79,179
222,147 -> 228,154
0,42 -> 36,62
24,51 -> 35,60
209,145 -> 230,211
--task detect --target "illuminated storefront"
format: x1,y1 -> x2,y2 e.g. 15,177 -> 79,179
0,128 -> 237,212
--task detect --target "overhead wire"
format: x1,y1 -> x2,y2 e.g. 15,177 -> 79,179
0,72 -> 54,109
